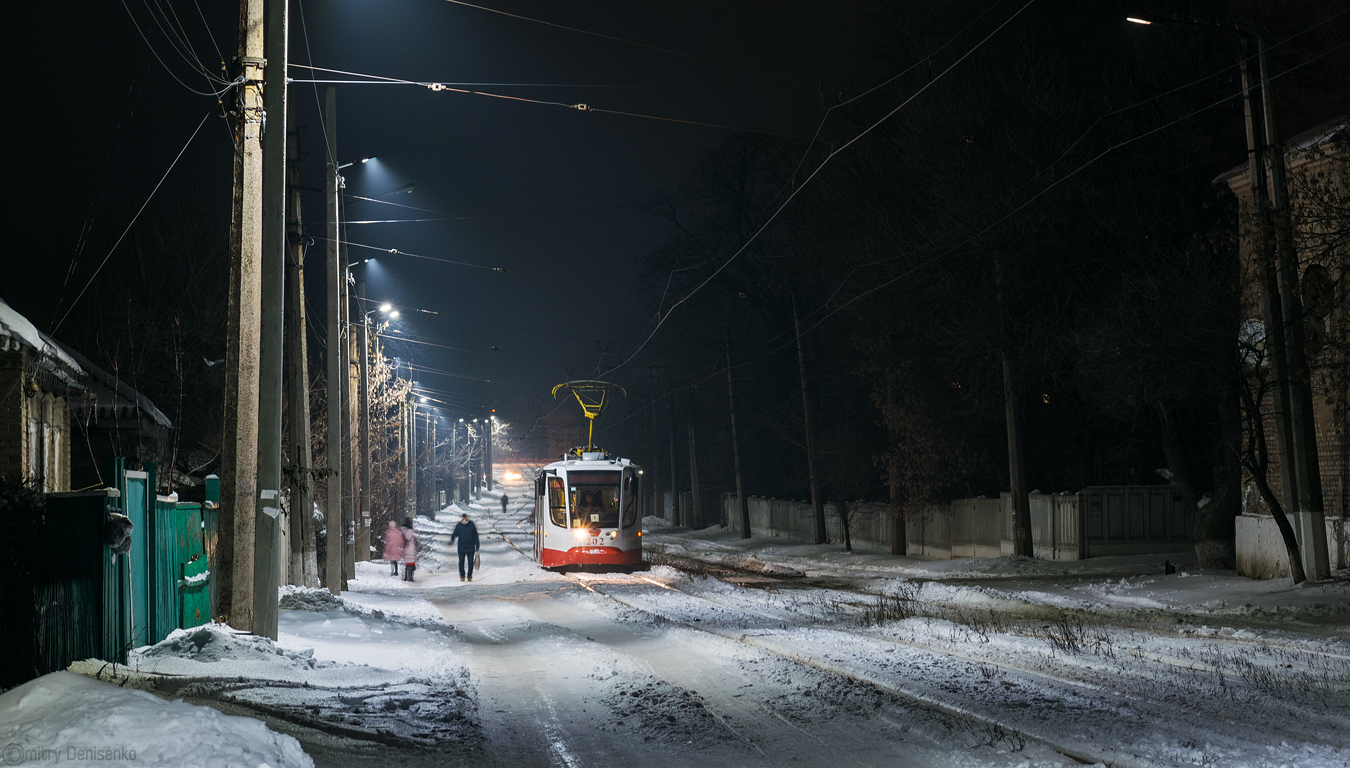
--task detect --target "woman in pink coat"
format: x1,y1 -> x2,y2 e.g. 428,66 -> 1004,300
401,516 -> 418,582
382,520 -> 404,576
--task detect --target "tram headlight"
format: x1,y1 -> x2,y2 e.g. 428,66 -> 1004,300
573,529 -> 588,540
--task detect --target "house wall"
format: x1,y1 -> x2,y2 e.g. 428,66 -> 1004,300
0,348 -> 73,491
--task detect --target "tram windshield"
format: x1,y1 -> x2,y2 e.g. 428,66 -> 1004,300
567,471 -> 620,528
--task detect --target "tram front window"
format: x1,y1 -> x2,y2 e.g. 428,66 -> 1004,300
567,471 -> 620,528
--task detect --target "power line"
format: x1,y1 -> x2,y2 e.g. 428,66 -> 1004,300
434,0 -> 810,85
286,65 -> 807,139
335,238 -> 504,272
599,0 -> 1041,381
52,110 -> 214,334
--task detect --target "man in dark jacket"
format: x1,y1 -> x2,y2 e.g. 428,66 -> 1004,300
449,513 -> 480,582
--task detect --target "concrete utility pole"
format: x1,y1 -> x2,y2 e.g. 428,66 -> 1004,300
995,253 -> 1033,558
1257,38 -> 1330,580
284,103 -> 316,587
687,424 -> 701,528
666,373 -> 678,523
648,369 -> 661,521
252,0 -> 288,641
219,0 -> 265,630
407,394 -> 418,512
725,329 -> 749,537
357,284 -> 372,560
324,87 -> 343,596
343,275 -> 356,577
793,297 -> 826,545
485,415 -> 494,491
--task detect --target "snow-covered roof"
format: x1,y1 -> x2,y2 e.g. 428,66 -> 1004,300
54,339 -> 172,429
1214,118 -> 1350,186
0,296 -> 85,386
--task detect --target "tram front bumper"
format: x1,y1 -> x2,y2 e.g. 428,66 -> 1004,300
540,545 -> 642,568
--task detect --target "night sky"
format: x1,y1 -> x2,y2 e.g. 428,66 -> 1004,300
5,0 -> 876,438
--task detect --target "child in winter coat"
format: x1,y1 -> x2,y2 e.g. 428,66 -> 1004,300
401,517 -> 418,581
382,520 -> 404,576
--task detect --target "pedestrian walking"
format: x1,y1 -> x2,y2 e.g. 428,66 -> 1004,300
382,519 -> 404,577
500,493 -> 509,515
401,516 -> 418,582
450,513 -> 480,582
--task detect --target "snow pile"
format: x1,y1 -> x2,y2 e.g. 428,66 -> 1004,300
130,623 -> 334,677
278,585 -> 343,612
0,671 -> 312,768
642,515 -> 672,530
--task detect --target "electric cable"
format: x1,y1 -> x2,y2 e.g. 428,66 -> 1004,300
434,0 -> 810,85
598,0 -> 1040,382
52,110 -> 214,335
286,65 -> 806,139
331,238 -> 504,271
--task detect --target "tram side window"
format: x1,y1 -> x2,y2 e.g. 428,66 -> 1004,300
548,477 -> 567,526
621,475 -> 639,528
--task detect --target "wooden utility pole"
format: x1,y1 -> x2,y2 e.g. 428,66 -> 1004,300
725,329 -> 749,537
218,0 -> 266,630
687,423 -> 701,528
323,87 -> 343,596
284,104 -> 316,587
793,297 -> 826,544
252,0 -> 288,641
356,284 -> 372,559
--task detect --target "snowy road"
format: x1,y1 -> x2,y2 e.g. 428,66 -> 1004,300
326,483 -> 1080,768
253,476 -> 1350,768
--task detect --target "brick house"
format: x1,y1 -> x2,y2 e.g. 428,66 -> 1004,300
1216,120 -> 1350,576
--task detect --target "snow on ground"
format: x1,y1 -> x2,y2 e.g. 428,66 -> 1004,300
0,670 -> 313,768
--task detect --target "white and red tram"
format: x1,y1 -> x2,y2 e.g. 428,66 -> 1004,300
531,450 -> 642,570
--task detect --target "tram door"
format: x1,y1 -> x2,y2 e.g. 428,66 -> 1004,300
533,474 -> 544,559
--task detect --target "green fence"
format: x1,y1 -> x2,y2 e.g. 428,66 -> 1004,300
31,463 -> 213,679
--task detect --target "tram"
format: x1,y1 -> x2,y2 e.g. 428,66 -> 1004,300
530,380 -> 643,571
531,449 -> 643,570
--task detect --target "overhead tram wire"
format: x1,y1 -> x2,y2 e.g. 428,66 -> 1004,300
596,0 -> 1040,382
334,239 -> 504,272
287,66 -> 807,140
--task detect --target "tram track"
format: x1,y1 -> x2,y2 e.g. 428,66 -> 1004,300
484,509 -> 1111,767
484,501 -> 1348,767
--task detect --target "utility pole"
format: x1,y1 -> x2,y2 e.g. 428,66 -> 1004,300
1258,38 -> 1330,580
725,329 -> 749,537
408,394 -> 418,512
687,423 -> 701,528
666,372 -> 678,524
252,0 -> 288,641
341,244 -> 355,580
323,87 -> 343,596
357,284 -> 372,559
284,102 -> 316,587
996,253 -> 1033,558
219,0 -> 265,630
793,296 -> 826,544
485,415 -> 494,491
648,369 -> 660,521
